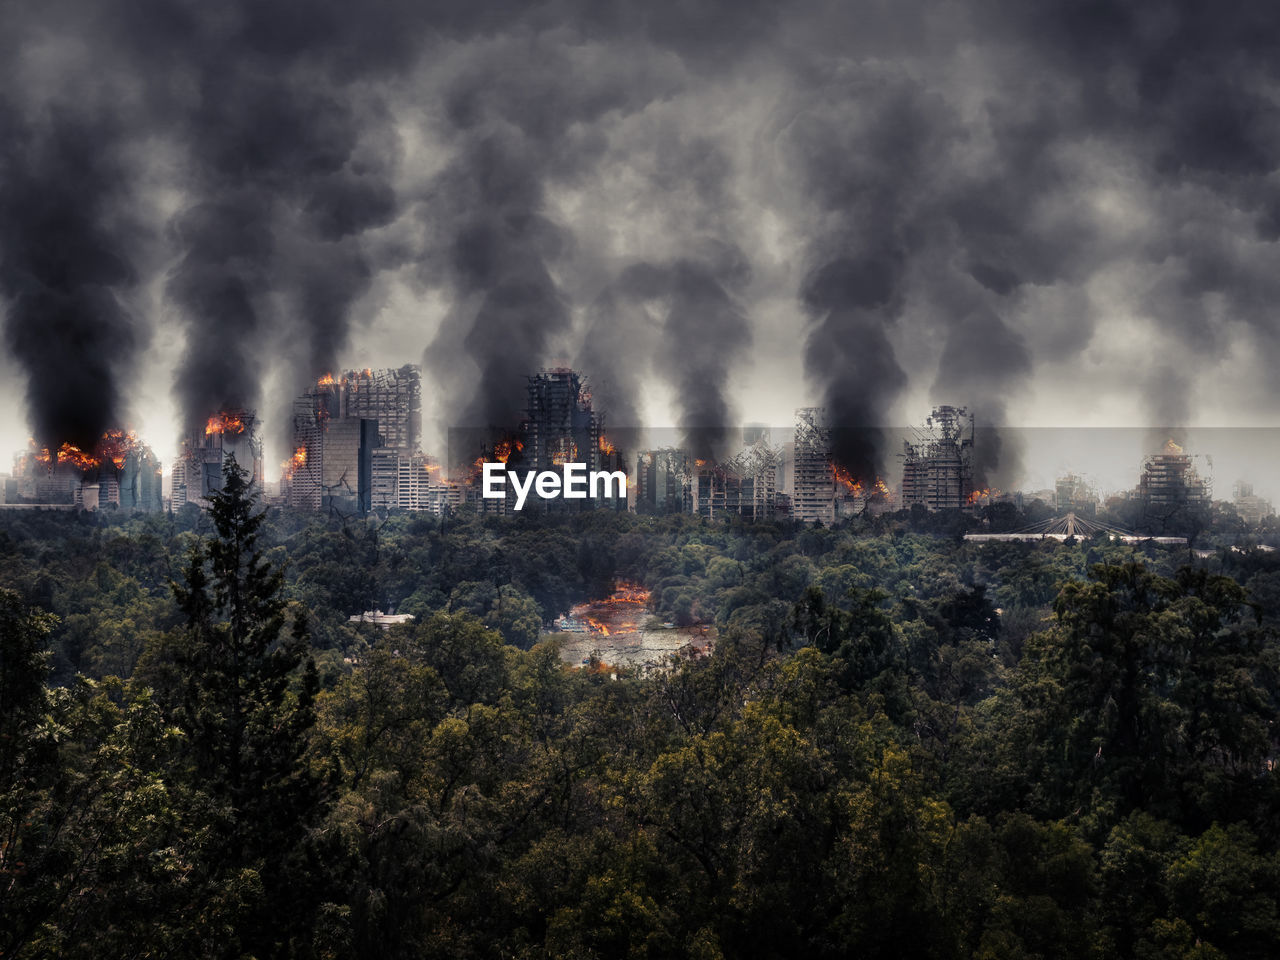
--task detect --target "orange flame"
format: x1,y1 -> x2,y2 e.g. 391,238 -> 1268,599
833,465 -> 863,495
551,440 -> 578,466
282,445 -> 308,480
599,436 -> 616,456
96,429 -> 139,470
493,439 -> 523,463
33,430 -> 141,474
317,373 -> 336,386
205,412 -> 246,436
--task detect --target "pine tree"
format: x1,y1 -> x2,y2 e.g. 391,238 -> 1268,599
170,455 -> 327,957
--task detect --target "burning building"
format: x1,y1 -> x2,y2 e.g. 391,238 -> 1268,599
321,365 -> 421,451
173,411 -> 264,508
900,405 -> 975,511
11,432 -> 162,511
483,368 -> 627,513
1138,439 -> 1211,508
286,366 -> 424,514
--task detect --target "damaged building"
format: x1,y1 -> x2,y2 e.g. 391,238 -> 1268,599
483,368 -> 627,514
1137,439 -> 1211,508
900,405 -> 975,511
689,438 -> 784,521
283,366 -> 424,515
173,411 -> 265,508
10,434 -> 163,512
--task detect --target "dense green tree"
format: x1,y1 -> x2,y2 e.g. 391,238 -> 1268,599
163,457 -> 328,958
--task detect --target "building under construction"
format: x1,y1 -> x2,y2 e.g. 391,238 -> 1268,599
900,405 -> 975,511
172,411 -> 265,508
689,438 -> 783,521
1137,439 -> 1211,507
792,408 -> 838,523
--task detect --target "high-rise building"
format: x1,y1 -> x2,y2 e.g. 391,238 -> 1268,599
636,448 -> 690,514
174,410 -> 265,508
327,365 -> 421,452
1138,440 -> 1210,507
495,368 -> 626,512
286,366 -> 423,514
900,405 -> 975,511
793,408 -> 837,523
523,368 -> 601,471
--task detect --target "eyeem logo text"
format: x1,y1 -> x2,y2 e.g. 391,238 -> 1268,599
482,462 -> 627,511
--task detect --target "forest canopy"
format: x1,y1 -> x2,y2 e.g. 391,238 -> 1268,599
2,477 -> 1279,958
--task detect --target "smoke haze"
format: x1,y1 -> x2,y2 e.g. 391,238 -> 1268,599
1,0 -> 1279,484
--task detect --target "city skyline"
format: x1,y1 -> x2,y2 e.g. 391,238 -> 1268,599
3,2 -> 1280,499
11,358 -> 1280,508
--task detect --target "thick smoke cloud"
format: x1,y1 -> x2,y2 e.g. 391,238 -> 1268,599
3,0 -> 1280,482
0,96 -> 141,451
165,33 -> 402,433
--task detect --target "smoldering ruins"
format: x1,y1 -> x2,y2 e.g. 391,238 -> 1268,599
2,0 -> 1280,492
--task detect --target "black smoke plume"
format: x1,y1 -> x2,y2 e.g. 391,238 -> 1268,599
0,103 -> 140,451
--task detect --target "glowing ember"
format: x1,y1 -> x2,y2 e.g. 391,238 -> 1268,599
205,412 -> 246,436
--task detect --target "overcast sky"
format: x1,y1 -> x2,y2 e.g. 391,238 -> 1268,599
3,0 -> 1279,495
